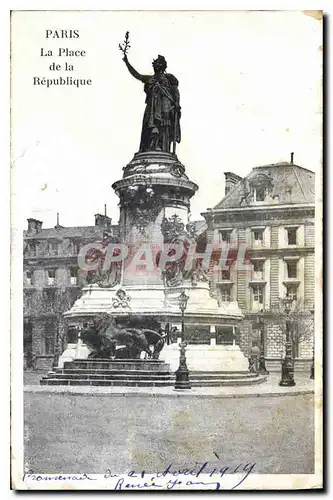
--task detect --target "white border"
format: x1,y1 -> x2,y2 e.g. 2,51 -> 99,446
3,2 -> 327,496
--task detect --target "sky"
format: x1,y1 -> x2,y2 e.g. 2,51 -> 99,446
11,10 -> 322,229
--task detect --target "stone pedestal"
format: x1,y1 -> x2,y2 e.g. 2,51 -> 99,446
160,343 -> 249,373
65,282 -> 242,323
59,150 -> 246,382
58,342 -> 91,368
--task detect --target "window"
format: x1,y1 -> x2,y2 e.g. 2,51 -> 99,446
220,287 -> 231,302
27,242 -> 37,256
48,241 -> 59,256
25,270 -> 33,286
252,260 -> 264,280
286,261 -> 298,279
287,227 -> 297,245
253,230 -> 263,241
254,186 -> 266,202
252,228 -> 264,247
221,268 -> 231,280
220,230 -> 231,243
286,285 -> 298,301
46,269 -> 56,285
70,267 -> 78,285
253,286 -> 264,304
252,285 -> 264,311
70,240 -> 80,254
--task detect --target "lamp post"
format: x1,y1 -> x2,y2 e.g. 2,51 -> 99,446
174,291 -> 191,390
310,309 -> 315,379
179,291 -> 188,342
279,296 -> 296,387
310,345 -> 314,379
258,318 -> 269,375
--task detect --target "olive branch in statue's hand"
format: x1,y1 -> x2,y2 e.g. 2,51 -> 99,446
119,31 -> 130,60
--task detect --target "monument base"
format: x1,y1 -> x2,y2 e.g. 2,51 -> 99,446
41,358 -> 174,387
160,343 -> 249,372
58,342 -> 90,368
41,356 -> 267,387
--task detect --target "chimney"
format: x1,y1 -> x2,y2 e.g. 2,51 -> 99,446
290,152 -> 294,164
55,212 -> 64,229
224,172 -> 243,195
94,213 -> 112,228
27,218 -> 43,234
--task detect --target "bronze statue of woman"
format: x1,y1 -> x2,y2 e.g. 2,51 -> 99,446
122,53 -> 181,153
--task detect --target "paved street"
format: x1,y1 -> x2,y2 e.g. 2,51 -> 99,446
24,390 -> 314,475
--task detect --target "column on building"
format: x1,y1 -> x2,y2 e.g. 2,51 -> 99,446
265,224 -> 283,359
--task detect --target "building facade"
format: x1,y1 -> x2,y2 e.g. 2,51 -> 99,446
23,214 -> 118,370
202,157 -> 315,370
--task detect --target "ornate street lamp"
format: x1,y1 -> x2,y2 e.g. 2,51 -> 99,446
258,318 -> 269,375
310,309 -> 315,379
174,291 -> 191,390
179,291 -> 189,341
310,345 -> 314,379
279,296 -> 296,387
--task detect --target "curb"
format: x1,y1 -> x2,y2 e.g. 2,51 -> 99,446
24,385 -> 314,399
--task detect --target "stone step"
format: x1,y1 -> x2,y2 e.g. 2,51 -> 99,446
55,369 -> 256,379
70,359 -> 168,364
49,373 -> 174,381
40,376 -> 266,387
56,368 -> 171,376
64,359 -> 170,371
54,372 -> 255,381
40,378 -> 174,387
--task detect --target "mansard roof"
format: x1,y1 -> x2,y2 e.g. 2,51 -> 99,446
24,225 -> 120,240
214,162 -> 315,210
23,220 -> 207,241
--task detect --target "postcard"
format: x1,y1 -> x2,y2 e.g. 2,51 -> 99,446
10,9 -> 323,491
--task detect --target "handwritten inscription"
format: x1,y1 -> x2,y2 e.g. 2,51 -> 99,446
23,460 -> 256,490
23,472 -> 95,482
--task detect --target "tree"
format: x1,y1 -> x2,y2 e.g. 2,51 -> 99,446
272,298 -> 314,358
23,285 -> 82,368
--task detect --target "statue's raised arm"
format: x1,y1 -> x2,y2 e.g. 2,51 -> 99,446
122,54 -> 150,84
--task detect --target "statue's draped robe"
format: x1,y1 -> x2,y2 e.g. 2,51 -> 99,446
139,73 -> 181,152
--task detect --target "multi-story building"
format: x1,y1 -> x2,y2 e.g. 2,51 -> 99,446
23,213 -> 118,370
23,156 -> 315,371
202,155 -> 315,370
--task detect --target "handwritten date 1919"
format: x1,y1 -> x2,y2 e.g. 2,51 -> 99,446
105,461 -> 256,490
